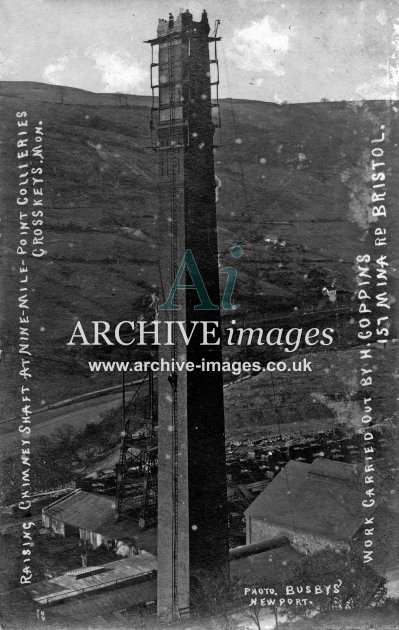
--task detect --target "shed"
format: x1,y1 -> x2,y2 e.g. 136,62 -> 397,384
42,489 -> 156,553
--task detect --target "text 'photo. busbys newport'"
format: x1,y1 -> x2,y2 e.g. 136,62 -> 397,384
0,1 -> 398,629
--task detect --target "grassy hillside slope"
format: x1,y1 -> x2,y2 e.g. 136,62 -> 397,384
0,82 -> 397,425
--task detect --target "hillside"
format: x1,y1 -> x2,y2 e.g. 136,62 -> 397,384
0,81 -> 398,424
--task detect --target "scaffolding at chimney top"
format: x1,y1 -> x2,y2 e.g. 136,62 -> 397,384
147,18 -> 222,151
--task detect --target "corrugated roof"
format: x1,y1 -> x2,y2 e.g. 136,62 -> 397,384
43,490 -> 157,553
245,458 -> 364,542
25,552 -> 157,605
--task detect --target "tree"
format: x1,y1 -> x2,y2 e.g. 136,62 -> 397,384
281,548 -> 386,620
193,567 -> 239,630
237,596 -> 263,630
53,424 -> 78,460
30,432 -> 77,492
0,455 -> 20,503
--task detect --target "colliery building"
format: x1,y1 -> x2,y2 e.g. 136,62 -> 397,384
245,458 -> 366,554
25,554 -> 157,624
42,489 -> 156,554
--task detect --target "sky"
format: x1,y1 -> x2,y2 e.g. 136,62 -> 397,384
1,0 -> 399,102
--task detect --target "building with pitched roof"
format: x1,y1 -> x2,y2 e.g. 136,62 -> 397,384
25,553 -> 157,607
23,553 -> 157,625
245,458 -> 365,554
42,489 -> 156,554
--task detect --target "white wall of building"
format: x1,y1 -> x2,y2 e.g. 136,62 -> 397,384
246,517 -> 349,554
